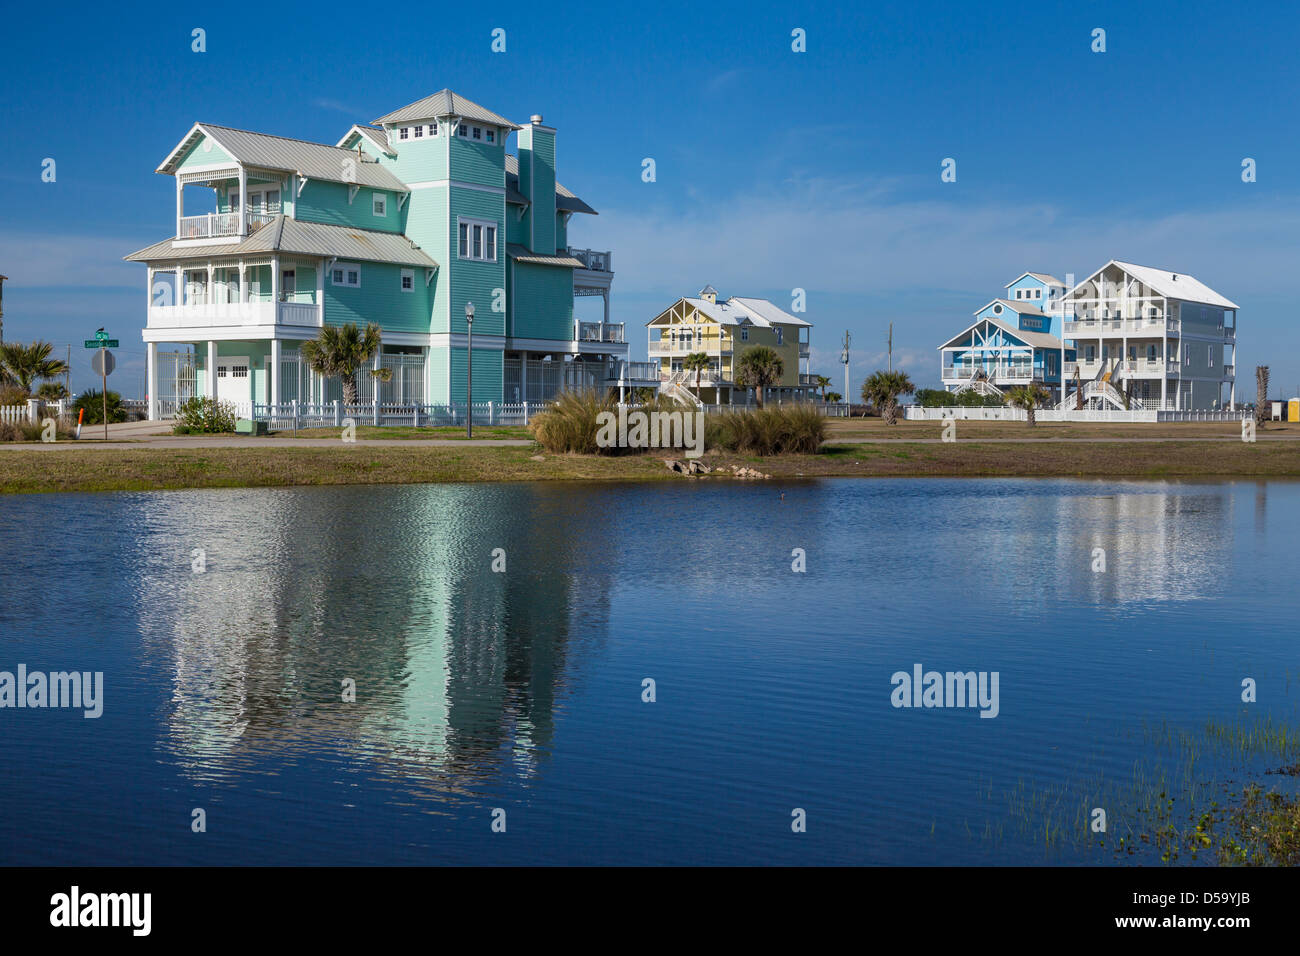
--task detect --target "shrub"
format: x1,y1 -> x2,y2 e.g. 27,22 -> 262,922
173,396 -> 238,434
73,389 -> 128,424
528,390 -> 697,455
915,388 -> 1001,408
0,419 -> 72,442
706,405 -> 826,455
0,384 -> 31,406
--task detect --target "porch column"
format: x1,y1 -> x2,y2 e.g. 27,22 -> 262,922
207,340 -> 218,399
146,342 -> 158,421
239,262 -> 248,303
602,291 -> 609,332
1161,331 -> 1168,409
237,166 -> 248,236
520,352 -> 529,403
316,259 -> 326,326
175,177 -> 183,237
206,264 -> 214,306
270,338 -> 282,407
271,255 -> 281,309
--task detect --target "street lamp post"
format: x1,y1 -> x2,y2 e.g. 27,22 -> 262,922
465,302 -> 474,439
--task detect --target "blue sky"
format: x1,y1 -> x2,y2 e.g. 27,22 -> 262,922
1,0 -> 1297,396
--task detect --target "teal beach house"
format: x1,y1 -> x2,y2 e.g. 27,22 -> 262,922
127,90 -> 627,418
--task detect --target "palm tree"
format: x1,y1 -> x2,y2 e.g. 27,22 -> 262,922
682,351 -> 711,396
733,345 -> 784,407
861,369 -> 915,425
825,391 -> 842,404
36,381 -> 69,401
1005,383 -> 1050,426
815,374 -> 831,400
1256,366 -> 1270,427
0,340 -> 70,396
301,322 -> 391,405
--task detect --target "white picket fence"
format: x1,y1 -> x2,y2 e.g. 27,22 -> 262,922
904,405 -> 1248,423
0,401 -> 69,425
248,401 -> 544,431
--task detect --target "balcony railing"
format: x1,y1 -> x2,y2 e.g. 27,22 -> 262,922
567,248 -> 613,272
649,339 -> 732,355
177,211 -> 276,240
147,300 -> 321,330
1223,364 -> 1235,377
607,360 -> 659,382
943,365 -> 1034,382
577,321 -> 625,343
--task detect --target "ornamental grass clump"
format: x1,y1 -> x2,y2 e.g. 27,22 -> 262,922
706,405 -> 826,455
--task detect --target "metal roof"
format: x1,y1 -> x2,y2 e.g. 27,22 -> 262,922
1005,272 -> 1066,288
372,90 -> 520,129
124,217 -> 438,268
158,123 -> 408,191
647,295 -> 813,328
503,154 -> 597,215
1107,260 -> 1239,309
506,244 -> 585,268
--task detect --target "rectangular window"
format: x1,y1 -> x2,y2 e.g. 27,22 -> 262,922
413,125 -> 423,138
472,126 -> 482,140
281,270 -> 295,300
429,120 -> 438,136
741,328 -> 749,341
265,189 -> 281,213
1085,345 -> 1095,362
399,127 -> 409,140
776,328 -> 784,345
372,193 -> 387,217
486,129 -> 495,143
331,264 -> 360,288
400,269 -> 414,292
457,218 -> 497,262
1208,347 -> 1214,368
1147,344 -> 1157,362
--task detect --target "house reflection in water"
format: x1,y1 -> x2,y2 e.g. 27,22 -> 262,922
132,484 -> 614,793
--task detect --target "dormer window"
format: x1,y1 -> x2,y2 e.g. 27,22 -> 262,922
472,126 -> 482,140
372,193 -> 387,217
399,127 -> 409,140
486,129 -> 495,143
412,125 -> 423,138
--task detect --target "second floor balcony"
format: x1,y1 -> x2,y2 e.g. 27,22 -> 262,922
566,248 -> 613,272
577,321 -> 625,344
178,211 -> 277,240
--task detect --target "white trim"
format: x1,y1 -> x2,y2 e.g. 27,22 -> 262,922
457,217 -> 498,262
330,263 -> 361,288
372,192 -> 388,217
400,268 -> 414,293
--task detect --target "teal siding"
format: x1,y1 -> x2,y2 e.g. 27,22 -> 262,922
448,186 -> 506,336
383,127 -> 448,183
428,346 -> 450,404
323,261 -> 434,334
555,212 -> 567,252
295,180 -> 402,233
449,348 -> 504,403
519,128 -> 556,253
176,135 -> 233,170
404,185 -> 449,333
512,262 -> 573,341
449,134 -> 505,188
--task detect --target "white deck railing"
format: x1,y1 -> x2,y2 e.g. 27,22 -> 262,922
177,211 -> 276,240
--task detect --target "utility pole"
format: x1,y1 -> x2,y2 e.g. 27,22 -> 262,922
840,330 -> 851,406
0,274 -> 8,344
888,323 -> 893,372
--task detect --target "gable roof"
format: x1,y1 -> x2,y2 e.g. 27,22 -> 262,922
158,123 -> 408,191
1110,260 -> 1239,309
647,295 -> 812,328
975,298 -> 1047,317
939,314 -> 1064,351
503,154 -> 597,215
1005,272 -> 1065,288
372,89 -> 520,129
337,124 -> 392,155
124,216 -> 438,268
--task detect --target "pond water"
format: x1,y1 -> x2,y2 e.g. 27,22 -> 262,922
1,478 -> 1297,865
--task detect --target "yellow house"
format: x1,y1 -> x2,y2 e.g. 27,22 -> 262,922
647,285 -> 815,404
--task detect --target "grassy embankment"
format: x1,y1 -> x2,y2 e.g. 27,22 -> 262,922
1,419 -> 1299,493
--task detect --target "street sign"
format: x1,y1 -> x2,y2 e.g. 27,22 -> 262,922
90,350 -> 115,377
85,339 -> 119,349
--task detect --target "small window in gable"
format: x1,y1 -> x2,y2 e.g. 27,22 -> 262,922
486,128 -> 495,143
472,126 -> 482,140
741,328 -> 749,341
399,127 -> 409,140
400,269 -> 414,292
372,193 -> 387,217
413,125 -> 423,138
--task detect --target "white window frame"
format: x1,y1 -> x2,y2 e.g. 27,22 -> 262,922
741,328 -> 749,341
457,217 -> 498,262
1208,346 -> 1214,368
372,192 -> 387,217
331,263 -> 361,288
412,124 -> 423,139
400,269 -> 414,293
399,127 -> 409,141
